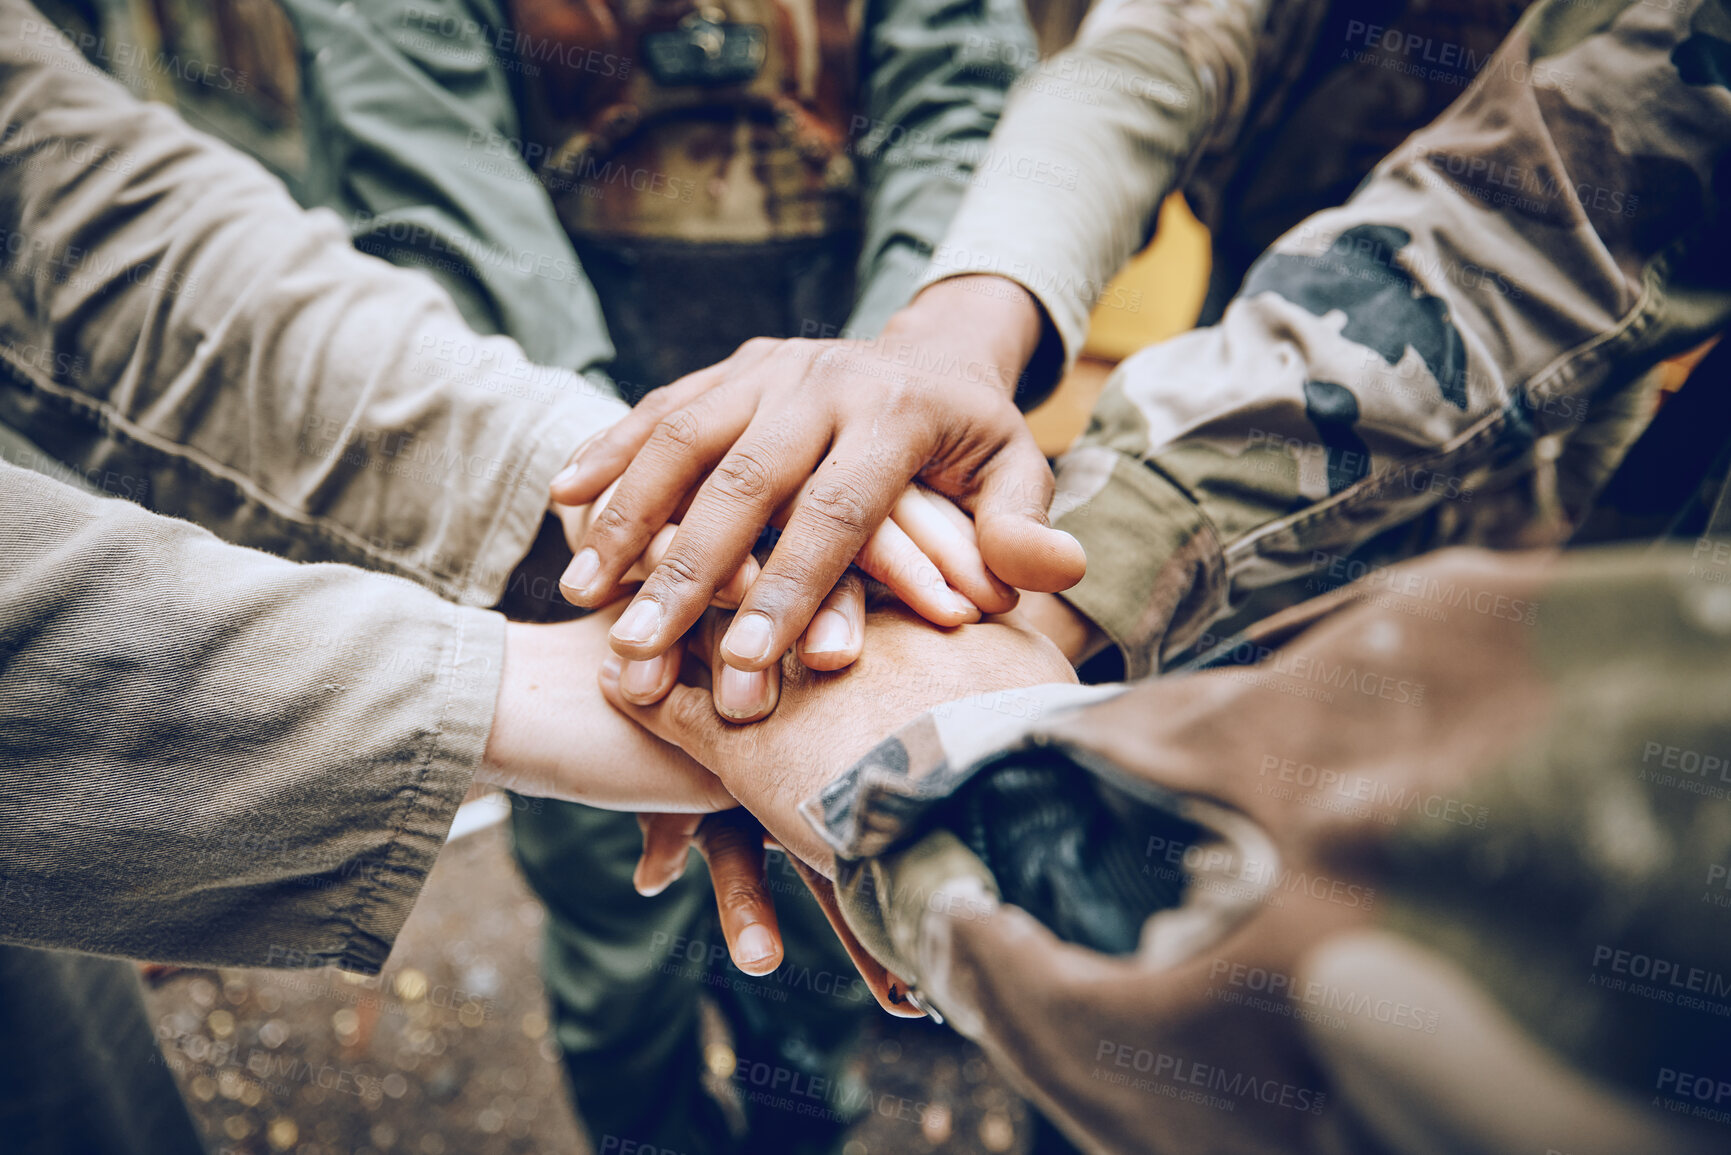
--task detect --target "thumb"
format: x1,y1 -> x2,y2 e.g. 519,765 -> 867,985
962,437 -> 1086,593
600,655 -> 732,765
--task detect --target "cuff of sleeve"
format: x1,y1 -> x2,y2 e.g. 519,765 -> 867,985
800,682 -> 1123,978
1049,446 -> 1225,680
800,683 -> 1123,862
333,602 -> 504,973
451,378 -> 627,608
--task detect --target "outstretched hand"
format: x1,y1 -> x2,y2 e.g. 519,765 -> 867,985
601,603 -> 1077,877
554,277 -> 1086,677
476,603 -> 791,975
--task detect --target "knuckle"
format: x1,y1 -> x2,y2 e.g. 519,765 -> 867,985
648,409 -> 702,454
669,687 -> 717,733
717,880 -> 770,913
648,550 -> 707,594
587,500 -> 633,541
712,451 -> 775,503
803,477 -> 872,537
738,336 -> 780,358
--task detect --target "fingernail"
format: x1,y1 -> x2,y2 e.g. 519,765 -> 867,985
611,597 -> 662,646
804,608 -> 853,655
717,664 -> 769,719
635,865 -> 675,897
599,653 -> 623,684
551,461 -> 581,489
563,548 -> 600,596
621,654 -> 667,699
724,612 -> 776,665
734,924 -> 776,968
943,588 -> 979,619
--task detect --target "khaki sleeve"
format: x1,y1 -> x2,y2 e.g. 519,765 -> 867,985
0,459 -> 499,972
1054,0 -> 1731,678
0,0 -> 627,607
913,0 -> 1304,385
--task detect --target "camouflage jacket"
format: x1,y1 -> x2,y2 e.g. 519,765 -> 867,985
820,543 -> 1731,1154
1045,0 -> 1731,679
921,0 -> 1534,379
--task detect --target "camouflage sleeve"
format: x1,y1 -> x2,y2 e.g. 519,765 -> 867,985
1055,0 -> 1731,678
280,0 -> 616,374
908,0 -> 1325,383
841,0 -> 1036,336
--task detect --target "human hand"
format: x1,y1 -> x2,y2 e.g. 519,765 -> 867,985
479,601 -> 799,974
600,603 -> 1077,876
478,602 -> 732,811
632,808 -> 924,1005
556,457 -> 1005,675
554,276 -> 1085,674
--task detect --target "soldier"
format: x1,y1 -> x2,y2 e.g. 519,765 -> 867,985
607,1 -> 1731,1150
266,0 -> 1043,1149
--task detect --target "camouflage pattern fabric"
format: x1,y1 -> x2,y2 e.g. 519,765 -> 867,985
1049,0 -> 1731,678
819,543 -> 1731,1154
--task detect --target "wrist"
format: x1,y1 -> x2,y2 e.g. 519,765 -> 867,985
480,620 -> 554,795
889,276 -> 1049,397
1016,591 -> 1109,666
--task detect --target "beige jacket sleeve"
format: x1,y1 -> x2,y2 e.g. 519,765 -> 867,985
0,0 -> 627,606
0,459 -> 499,973
913,0 -> 1320,380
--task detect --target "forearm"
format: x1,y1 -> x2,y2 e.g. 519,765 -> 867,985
916,0 -> 1282,388
0,461 -> 497,971
0,0 -> 627,606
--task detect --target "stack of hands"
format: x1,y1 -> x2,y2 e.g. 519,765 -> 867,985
476,278 -> 1088,1007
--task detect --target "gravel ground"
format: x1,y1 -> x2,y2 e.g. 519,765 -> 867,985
143,808 -> 1033,1155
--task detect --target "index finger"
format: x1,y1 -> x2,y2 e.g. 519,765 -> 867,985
717,431 -> 925,671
